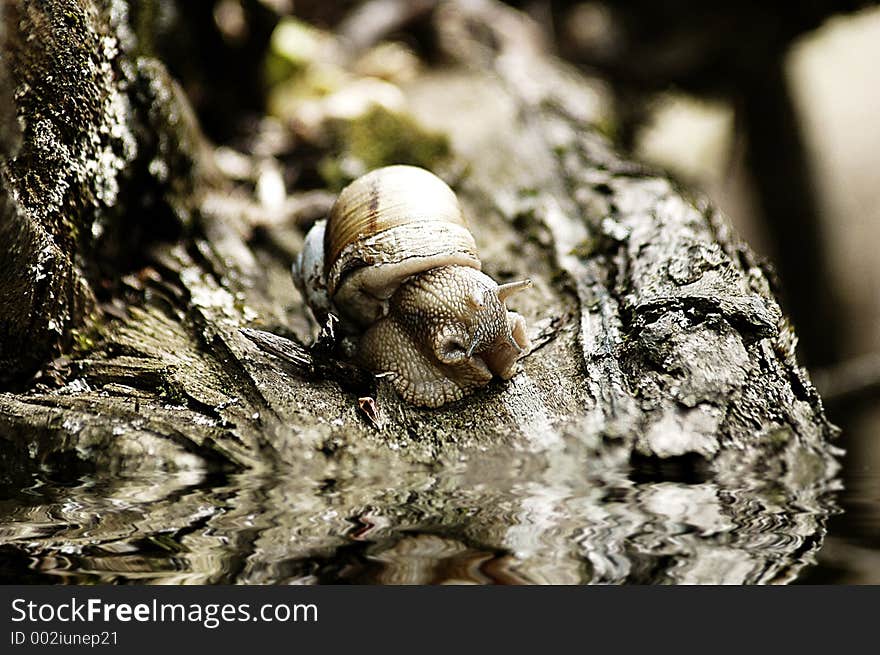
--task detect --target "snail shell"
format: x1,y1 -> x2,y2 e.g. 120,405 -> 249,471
294,165 -> 531,408
325,165 -> 482,327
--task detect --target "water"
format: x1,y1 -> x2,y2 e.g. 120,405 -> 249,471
0,439 -> 861,584
797,468 -> 880,584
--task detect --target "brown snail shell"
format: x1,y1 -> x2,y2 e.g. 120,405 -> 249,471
325,165 -> 481,327
294,165 -> 531,408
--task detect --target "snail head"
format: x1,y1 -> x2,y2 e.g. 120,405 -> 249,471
391,266 -> 531,377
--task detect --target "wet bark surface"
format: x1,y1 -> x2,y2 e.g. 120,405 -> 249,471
0,0 -> 840,584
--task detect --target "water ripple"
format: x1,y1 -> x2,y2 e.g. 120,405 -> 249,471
0,444 -> 843,584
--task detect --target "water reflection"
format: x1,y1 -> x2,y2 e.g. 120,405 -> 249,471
0,443 -> 841,584
797,468 -> 880,584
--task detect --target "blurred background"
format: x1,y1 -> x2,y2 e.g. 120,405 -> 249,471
148,0 -> 880,582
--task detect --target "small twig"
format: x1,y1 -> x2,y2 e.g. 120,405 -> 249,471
240,328 -> 313,368
358,396 -> 384,430
239,327 -> 371,388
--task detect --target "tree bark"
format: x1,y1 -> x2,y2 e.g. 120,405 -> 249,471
0,0 -> 840,584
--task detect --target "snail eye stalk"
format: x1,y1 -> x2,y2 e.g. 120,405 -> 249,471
496,279 -> 532,302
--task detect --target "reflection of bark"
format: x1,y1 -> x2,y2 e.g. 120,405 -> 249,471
0,0 -> 839,583
0,455 -> 835,584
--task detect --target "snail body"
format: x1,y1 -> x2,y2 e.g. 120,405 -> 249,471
294,165 -> 530,408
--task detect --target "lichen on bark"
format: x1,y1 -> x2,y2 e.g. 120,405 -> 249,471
0,0 -> 206,385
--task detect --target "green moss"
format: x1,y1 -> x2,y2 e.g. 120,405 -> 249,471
70,329 -> 95,354
270,18 -> 323,67
757,484 -> 788,507
316,157 -> 349,193
146,534 -> 188,554
570,237 -> 599,259
766,426 -> 794,448
593,115 -> 618,142
69,312 -> 106,356
264,18 -> 338,95
157,382 -> 186,406
320,105 -> 452,190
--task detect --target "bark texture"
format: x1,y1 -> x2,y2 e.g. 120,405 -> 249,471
0,0 -> 840,584
0,0 -> 205,386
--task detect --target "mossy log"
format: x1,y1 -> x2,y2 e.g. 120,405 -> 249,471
0,0 -> 839,583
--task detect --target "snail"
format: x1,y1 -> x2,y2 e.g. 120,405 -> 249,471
293,165 -> 531,408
